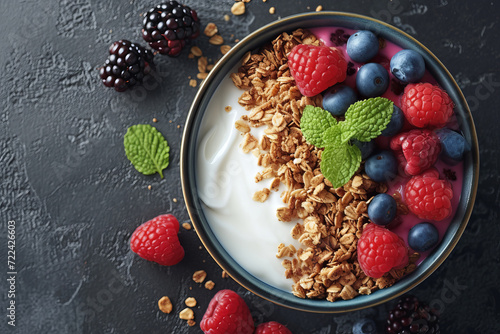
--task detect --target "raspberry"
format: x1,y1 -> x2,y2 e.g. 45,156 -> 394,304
142,1 -> 200,57
255,321 -> 293,334
404,168 -> 453,221
130,214 -> 184,266
200,289 -> 254,334
99,40 -> 154,92
288,44 -> 347,97
401,82 -> 454,128
390,129 -> 441,176
386,295 -> 440,334
357,223 -> 409,278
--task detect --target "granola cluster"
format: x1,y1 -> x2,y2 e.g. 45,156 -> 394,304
231,29 -> 418,302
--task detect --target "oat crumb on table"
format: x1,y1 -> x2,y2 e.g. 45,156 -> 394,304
158,296 -> 173,314
204,22 -> 218,37
182,222 -> 192,230
179,308 -> 194,320
205,280 -> 215,290
192,270 -> 207,283
231,2 -> 246,15
230,28 -> 419,302
185,297 -> 197,307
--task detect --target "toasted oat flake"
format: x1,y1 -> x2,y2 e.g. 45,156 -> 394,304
187,319 -> 196,327
231,2 -> 246,15
225,106 -> 232,112
209,34 -> 224,45
197,72 -> 208,80
269,7 -> 275,14
158,296 -> 173,314
222,270 -> 229,278
224,14 -> 230,21
189,79 -> 197,87
253,188 -> 271,202
235,119 -> 251,133
204,280 -> 215,290
190,46 -> 203,57
185,297 -> 197,307
198,56 -> 208,73
179,308 -> 194,320
182,222 -> 192,230
316,5 -> 323,11
204,22 -> 218,37
220,45 -> 231,55
192,270 -> 207,283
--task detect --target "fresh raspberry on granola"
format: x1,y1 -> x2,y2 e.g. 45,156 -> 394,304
357,223 -> 409,278
390,129 -> 441,176
255,321 -> 293,334
200,289 -> 254,334
401,82 -> 454,128
130,214 -> 184,266
405,168 -> 453,221
288,44 -> 347,97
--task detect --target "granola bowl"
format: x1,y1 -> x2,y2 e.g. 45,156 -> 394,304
181,12 -> 479,312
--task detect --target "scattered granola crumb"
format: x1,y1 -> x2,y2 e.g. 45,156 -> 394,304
185,297 -> 197,308
189,79 -> 197,87
204,280 -> 215,290
231,2 -> 246,15
198,56 -> 208,73
188,53 -> 195,59
234,39 -> 240,43
197,72 -> 208,80
316,5 -> 323,11
269,7 -> 275,14
153,117 -> 158,123
192,270 -> 207,283
222,270 -> 229,278
209,34 -> 224,45
173,198 -> 178,203
253,188 -> 271,202
204,22 -> 218,37
220,45 -> 231,55
224,14 -> 230,21
225,106 -> 232,112
190,46 -> 203,57
182,222 -> 192,230
169,120 -> 173,123
198,246 -> 203,250
147,185 -> 152,190
179,308 -> 194,320
187,319 -> 196,327
207,64 -> 214,71
262,0 -> 267,2
158,296 -> 173,314
177,125 -> 181,129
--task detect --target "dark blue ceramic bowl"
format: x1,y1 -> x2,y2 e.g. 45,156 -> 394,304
181,12 -> 479,312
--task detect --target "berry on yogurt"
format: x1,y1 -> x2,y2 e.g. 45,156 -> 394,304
368,193 -> 398,226
380,105 -> 404,137
408,222 -> 440,252
436,128 -> 470,165
356,63 -> 390,98
364,150 -> 398,183
390,49 -> 426,83
322,84 -> 357,116
346,30 -> 379,63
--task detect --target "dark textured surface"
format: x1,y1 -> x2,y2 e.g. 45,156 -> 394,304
0,0 -> 498,333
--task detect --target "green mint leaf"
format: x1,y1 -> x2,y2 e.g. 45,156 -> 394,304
300,105 -> 337,148
322,123 -> 343,146
341,97 -> 394,143
124,124 -> 170,178
320,142 -> 362,188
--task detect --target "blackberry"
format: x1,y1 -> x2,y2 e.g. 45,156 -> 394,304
386,295 -> 440,334
142,1 -> 200,57
99,40 -> 154,92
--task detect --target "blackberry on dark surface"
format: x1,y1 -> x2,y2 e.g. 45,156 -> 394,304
330,28 -> 350,46
386,295 -> 440,334
99,40 -> 154,92
142,1 -> 200,57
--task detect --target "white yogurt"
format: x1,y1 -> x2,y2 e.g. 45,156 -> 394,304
196,70 -> 301,292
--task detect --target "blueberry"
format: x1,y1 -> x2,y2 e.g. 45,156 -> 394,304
435,128 -> 470,165
390,49 -> 425,83
323,85 -> 357,116
381,105 -> 404,137
346,30 -> 379,63
365,150 -> 398,182
353,139 -> 375,160
352,318 -> 377,334
356,63 -> 389,98
368,194 -> 397,225
408,222 -> 439,252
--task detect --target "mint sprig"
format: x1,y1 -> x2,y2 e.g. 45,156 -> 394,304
301,97 -> 393,187
124,124 -> 170,178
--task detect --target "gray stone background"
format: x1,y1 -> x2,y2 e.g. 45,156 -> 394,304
0,0 -> 498,333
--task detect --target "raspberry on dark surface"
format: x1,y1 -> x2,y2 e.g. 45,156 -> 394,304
142,1 -> 200,57
99,40 -> 154,92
